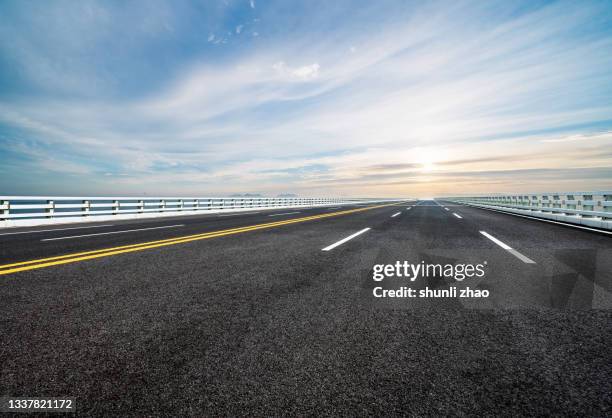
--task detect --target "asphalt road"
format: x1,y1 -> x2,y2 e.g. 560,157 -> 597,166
1,201 -> 611,416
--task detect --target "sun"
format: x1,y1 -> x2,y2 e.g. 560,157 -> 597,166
420,159 -> 435,172
415,147 -> 438,172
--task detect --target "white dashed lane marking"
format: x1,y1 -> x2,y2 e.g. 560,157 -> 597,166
479,231 -> 536,264
322,228 -> 371,252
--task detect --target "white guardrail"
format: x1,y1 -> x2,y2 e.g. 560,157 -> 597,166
446,191 -> 612,230
0,196 -> 404,228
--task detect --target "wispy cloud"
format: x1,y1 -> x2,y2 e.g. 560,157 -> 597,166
272,61 -> 320,80
1,0 -> 611,196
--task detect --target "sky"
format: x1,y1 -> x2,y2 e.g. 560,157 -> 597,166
1,0 -> 611,198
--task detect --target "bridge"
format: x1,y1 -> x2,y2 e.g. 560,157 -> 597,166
0,194 -> 610,415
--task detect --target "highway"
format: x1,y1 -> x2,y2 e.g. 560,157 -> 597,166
1,200 -> 611,415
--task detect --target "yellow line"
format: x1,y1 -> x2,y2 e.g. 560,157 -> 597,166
0,212 -> 337,268
0,203 -> 400,276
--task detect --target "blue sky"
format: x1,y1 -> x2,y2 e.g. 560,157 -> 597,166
1,0 -> 611,197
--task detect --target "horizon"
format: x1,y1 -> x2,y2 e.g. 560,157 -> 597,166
1,0 -> 612,197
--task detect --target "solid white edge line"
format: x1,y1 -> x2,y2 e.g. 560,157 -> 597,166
453,213 -> 463,219
268,212 -> 301,217
479,230 -> 536,264
322,228 -> 371,251
218,212 -> 261,217
391,212 -> 401,218
444,208 -> 450,211
464,204 -> 612,236
0,224 -> 114,236
41,224 -> 185,241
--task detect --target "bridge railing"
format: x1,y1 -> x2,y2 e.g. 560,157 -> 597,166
445,191 -> 612,230
0,196 -> 404,228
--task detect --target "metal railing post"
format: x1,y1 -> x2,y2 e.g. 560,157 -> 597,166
46,200 -> 55,219
0,199 -> 7,219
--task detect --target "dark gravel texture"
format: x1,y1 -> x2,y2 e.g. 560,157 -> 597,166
1,202 -> 610,416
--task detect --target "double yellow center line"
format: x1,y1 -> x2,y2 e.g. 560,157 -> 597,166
0,203 -> 399,276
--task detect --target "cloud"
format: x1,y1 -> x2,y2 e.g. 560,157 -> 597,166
235,25 -> 243,34
272,61 -> 320,80
292,63 -> 320,79
250,0 -> 255,9
541,131 -> 612,143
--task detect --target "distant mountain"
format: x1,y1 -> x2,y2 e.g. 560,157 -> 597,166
229,193 -> 264,197
277,193 -> 298,197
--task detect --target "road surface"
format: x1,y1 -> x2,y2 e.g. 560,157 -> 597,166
1,201 -> 610,415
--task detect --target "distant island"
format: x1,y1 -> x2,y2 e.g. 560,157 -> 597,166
229,193 -> 264,197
